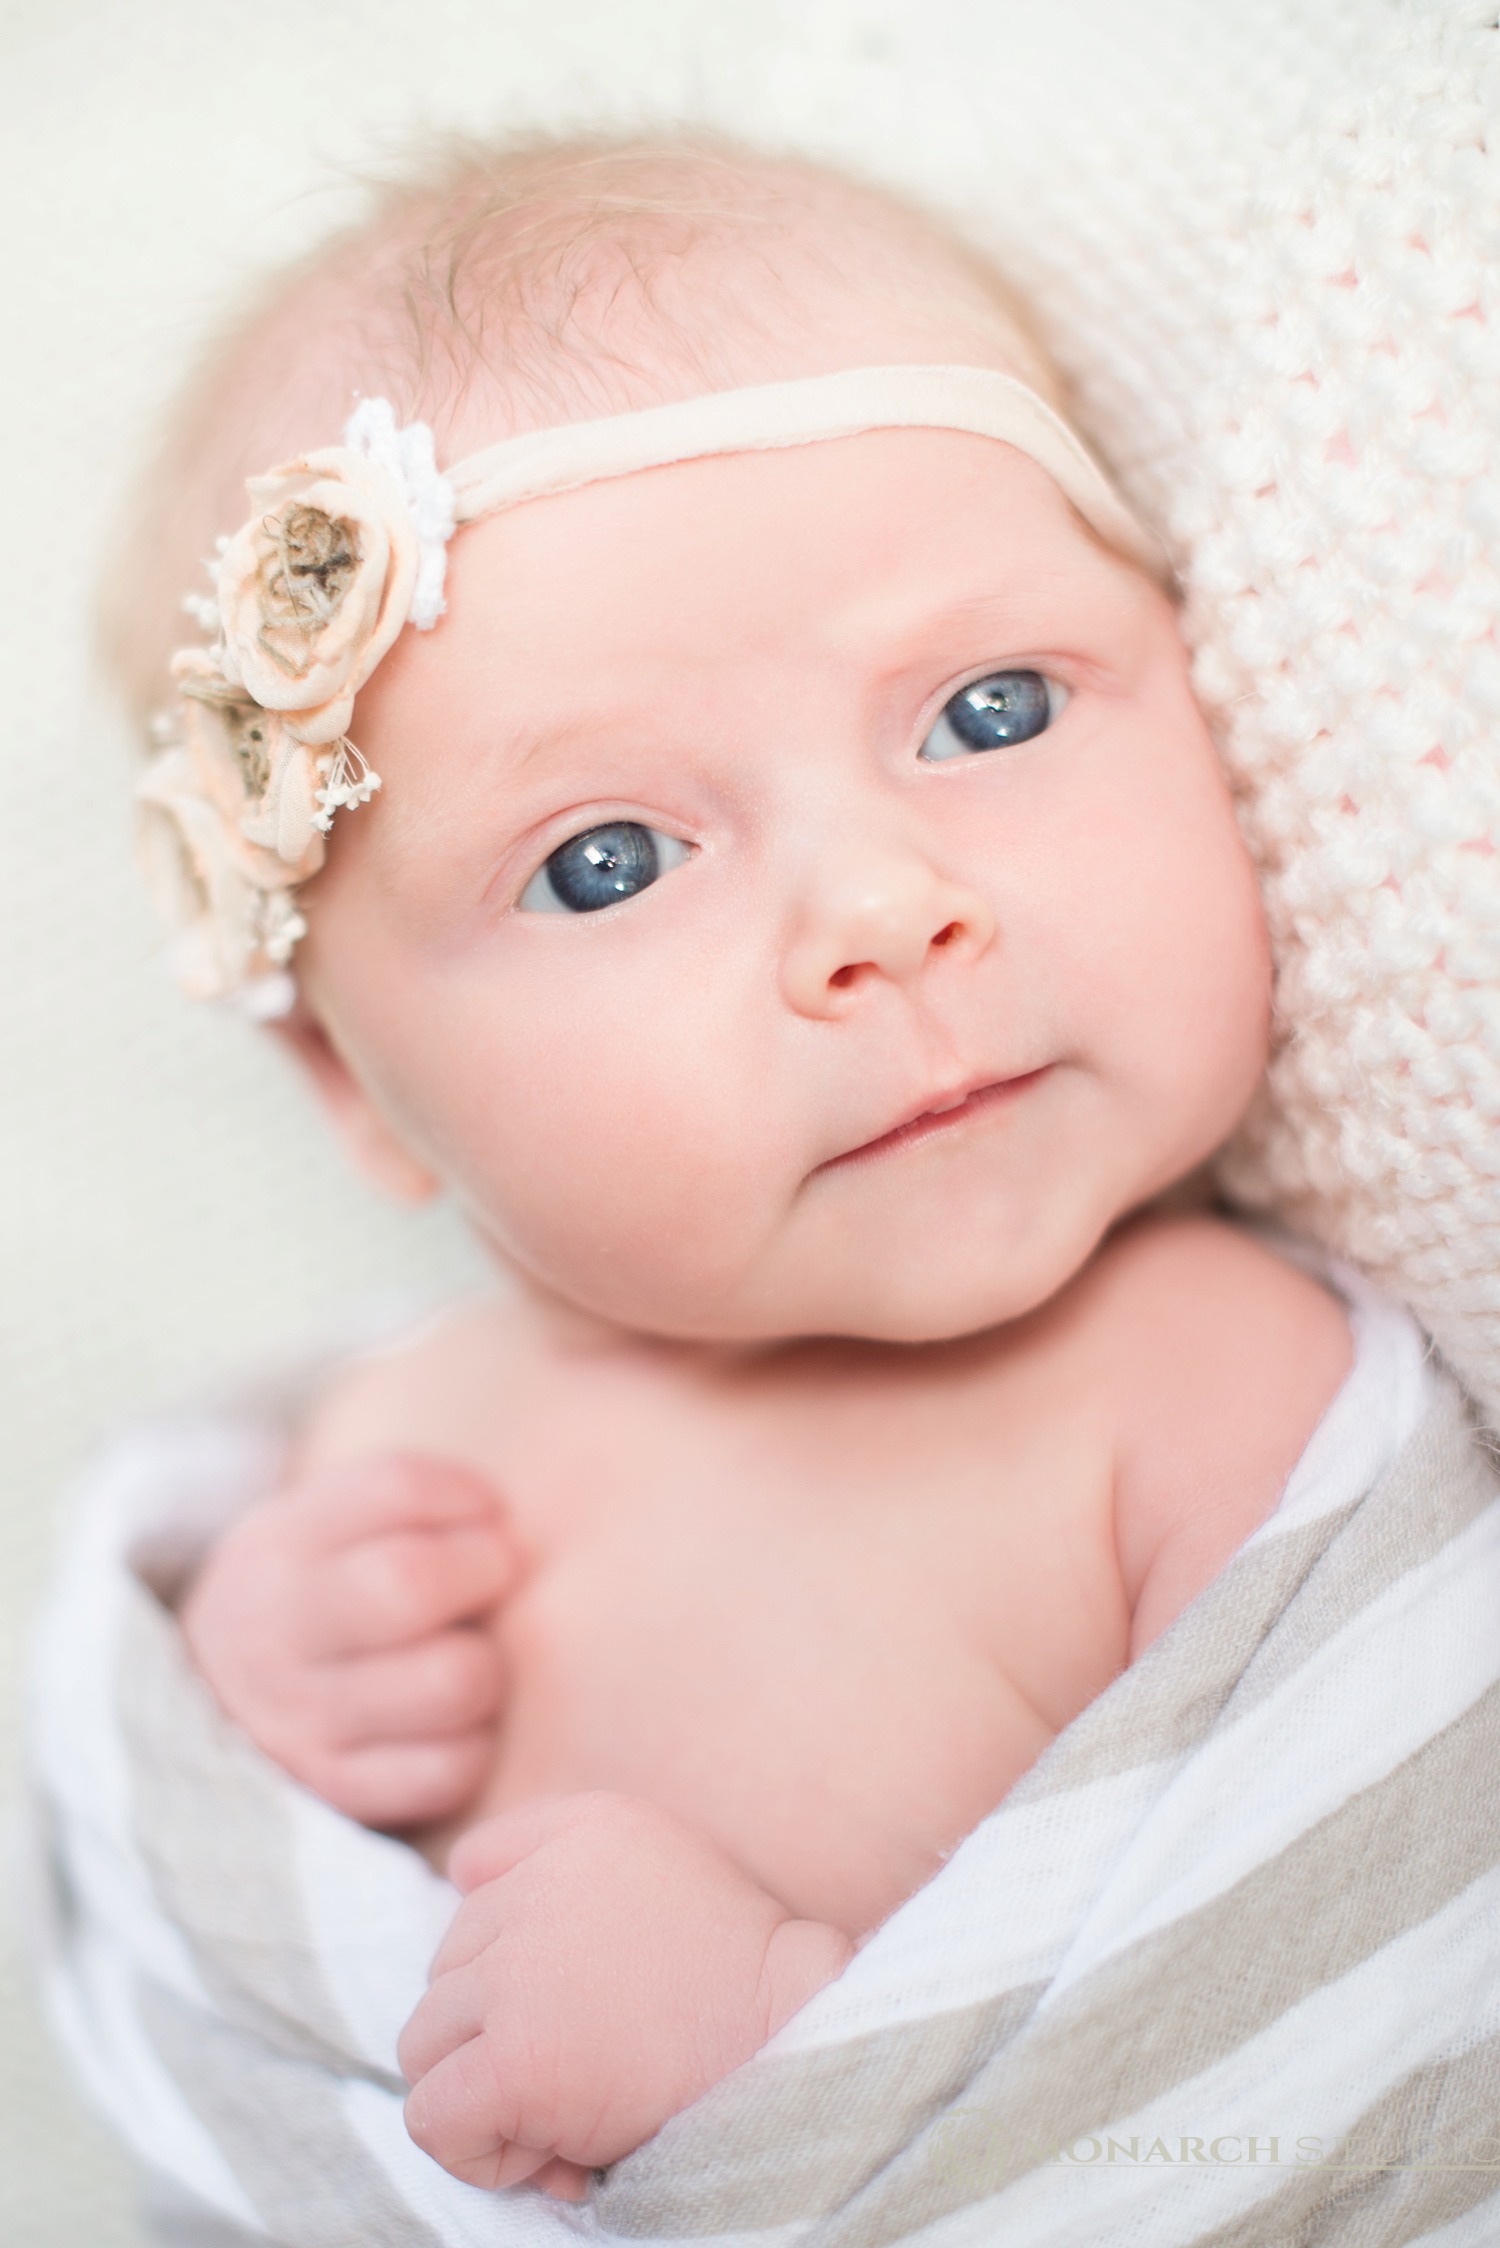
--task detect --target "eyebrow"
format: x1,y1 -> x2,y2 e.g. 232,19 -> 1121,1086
465,701 -> 621,786
392,691 -> 693,878
834,578 -> 1082,684
413,565 -> 1094,840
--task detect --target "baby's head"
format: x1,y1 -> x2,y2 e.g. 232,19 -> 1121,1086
115,135 -> 1271,1346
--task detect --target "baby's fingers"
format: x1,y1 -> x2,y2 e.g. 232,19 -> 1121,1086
296,1455 -> 509,1552
312,1732 -> 496,1832
530,2156 -> 593,2201
319,1628 -> 505,1746
312,1518 -> 518,1658
402,2032 -> 551,2190
446,1792 -> 604,1897
397,1964 -> 485,2093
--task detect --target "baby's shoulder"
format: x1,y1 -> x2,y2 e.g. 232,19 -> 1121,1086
1073,1209 -> 1352,1377
1065,1213 -> 1355,1650
294,1296 -> 527,1479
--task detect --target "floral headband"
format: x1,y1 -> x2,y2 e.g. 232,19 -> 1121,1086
138,364 -> 1162,1016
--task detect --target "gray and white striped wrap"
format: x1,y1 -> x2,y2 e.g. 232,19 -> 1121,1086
28,1282 -> 1500,2247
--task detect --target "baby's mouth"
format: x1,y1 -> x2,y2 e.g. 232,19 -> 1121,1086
818,1068 -> 1051,1173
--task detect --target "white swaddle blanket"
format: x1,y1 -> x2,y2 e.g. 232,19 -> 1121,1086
28,1273 -> 1500,2248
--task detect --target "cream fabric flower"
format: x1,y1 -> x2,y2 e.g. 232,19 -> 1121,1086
215,447 -> 419,746
136,400 -> 447,1009
136,739 -> 307,1003
136,653 -> 338,1002
172,649 -> 328,879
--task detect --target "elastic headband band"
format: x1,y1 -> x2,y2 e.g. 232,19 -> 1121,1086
139,364 -> 1160,1011
445,365 -> 1161,572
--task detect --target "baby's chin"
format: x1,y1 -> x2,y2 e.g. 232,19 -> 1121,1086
754,1248 -> 1106,1348
498,1199 -> 1124,1352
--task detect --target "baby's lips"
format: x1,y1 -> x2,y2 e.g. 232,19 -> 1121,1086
817,1065 -> 1052,1171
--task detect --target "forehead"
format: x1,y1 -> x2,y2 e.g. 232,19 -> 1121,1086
368,429 -> 1120,740
322,431 -> 1155,928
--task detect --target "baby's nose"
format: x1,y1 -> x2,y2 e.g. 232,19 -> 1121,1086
779,841 -> 996,1019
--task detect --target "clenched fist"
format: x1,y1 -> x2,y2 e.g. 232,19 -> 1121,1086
399,1790 -> 853,2199
180,1452 -> 520,1829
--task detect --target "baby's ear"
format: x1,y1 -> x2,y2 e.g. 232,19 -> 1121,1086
269,1006 -> 441,1205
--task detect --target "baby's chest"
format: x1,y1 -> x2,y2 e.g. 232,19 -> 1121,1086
463,1368 -> 1130,1932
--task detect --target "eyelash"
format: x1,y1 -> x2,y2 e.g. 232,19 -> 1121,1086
513,665 -> 1071,915
517,821 -> 691,915
917,669 -> 1069,763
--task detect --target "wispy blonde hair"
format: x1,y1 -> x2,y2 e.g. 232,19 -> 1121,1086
103,129 -> 1064,726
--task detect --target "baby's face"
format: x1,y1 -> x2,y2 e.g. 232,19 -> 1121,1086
300,428 -> 1270,1342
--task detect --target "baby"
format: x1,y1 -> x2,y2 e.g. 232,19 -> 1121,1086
119,137 -> 1354,2204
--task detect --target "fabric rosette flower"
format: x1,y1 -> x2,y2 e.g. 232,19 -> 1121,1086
173,649 -> 331,874
135,651 -> 340,1004
136,401 -> 454,1006
215,443 -> 420,746
136,754 -> 307,1006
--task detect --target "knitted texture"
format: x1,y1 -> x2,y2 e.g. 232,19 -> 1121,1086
906,0 -> 1500,1423
1195,4 -> 1500,1426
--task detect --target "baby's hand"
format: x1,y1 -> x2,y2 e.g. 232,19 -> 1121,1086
398,1791 -> 854,2199
180,1454 -> 520,1829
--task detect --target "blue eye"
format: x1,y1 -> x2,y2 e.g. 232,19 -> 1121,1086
519,821 -> 690,914
919,670 -> 1067,761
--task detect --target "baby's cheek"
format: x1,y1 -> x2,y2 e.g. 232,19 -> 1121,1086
1098,778 -> 1269,1144
434,976 -> 791,1322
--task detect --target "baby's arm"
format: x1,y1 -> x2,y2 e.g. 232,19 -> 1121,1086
185,1466 -> 852,2201
180,1453 -> 520,1828
399,1791 -> 854,2199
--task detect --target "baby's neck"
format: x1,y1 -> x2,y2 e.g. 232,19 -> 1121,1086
501,1264 -> 1014,1395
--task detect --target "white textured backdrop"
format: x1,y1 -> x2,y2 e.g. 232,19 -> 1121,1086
0,2 -> 1390,2240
